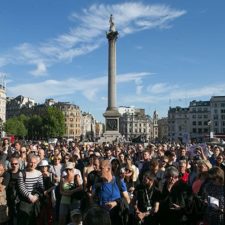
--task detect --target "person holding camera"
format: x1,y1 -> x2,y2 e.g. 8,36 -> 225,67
133,171 -> 161,225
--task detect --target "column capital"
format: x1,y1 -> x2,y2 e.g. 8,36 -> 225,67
106,31 -> 119,41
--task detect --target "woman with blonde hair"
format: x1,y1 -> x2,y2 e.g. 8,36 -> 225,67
58,162 -> 83,225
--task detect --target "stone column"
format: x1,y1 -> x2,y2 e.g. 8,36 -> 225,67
102,15 -> 121,141
107,31 -> 118,110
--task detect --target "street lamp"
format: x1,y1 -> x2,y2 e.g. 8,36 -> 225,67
0,118 -> 3,138
208,120 -> 212,142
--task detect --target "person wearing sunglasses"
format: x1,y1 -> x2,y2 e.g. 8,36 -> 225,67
58,162 -> 83,225
6,157 -> 21,225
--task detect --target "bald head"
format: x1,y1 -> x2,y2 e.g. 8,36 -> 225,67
100,160 -> 112,179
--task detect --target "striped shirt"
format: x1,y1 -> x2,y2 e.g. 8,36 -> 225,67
18,169 -> 44,200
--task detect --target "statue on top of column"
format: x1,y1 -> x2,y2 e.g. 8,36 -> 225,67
109,14 -> 116,32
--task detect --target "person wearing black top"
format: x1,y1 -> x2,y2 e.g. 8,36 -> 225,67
134,171 -> 161,225
158,167 -> 194,225
6,157 -> 20,225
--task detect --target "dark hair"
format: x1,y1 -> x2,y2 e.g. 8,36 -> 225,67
83,206 -> 111,225
208,166 -> 224,185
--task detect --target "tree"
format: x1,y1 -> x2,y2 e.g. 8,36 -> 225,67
27,115 -> 43,139
4,117 -> 27,138
42,106 -> 65,138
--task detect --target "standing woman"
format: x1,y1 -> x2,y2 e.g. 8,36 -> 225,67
201,167 -> 224,225
158,167 -> 193,225
17,154 -> 44,225
58,162 -> 83,225
38,160 -> 55,225
83,154 -> 94,189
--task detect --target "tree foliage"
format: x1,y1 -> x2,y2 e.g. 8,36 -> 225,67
4,117 -> 27,138
4,106 -> 65,139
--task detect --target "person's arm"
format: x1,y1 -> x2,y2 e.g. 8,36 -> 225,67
60,179 -> 83,196
122,191 -> 130,204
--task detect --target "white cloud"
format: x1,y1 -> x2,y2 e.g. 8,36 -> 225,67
136,85 -> 143,95
0,2 -> 186,76
121,83 -> 225,105
30,62 -> 47,76
7,72 -> 151,102
147,83 -> 178,94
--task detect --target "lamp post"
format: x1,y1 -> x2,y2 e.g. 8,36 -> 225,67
208,120 -> 212,142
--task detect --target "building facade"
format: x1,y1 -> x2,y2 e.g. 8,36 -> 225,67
168,107 -> 189,143
55,102 -> 81,140
158,117 -> 168,142
80,112 -> 96,141
6,95 -> 35,119
0,85 -> 6,122
210,96 -> 225,135
119,106 -> 158,142
168,96 -> 225,143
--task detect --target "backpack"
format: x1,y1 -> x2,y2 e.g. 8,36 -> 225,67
7,171 -> 20,204
95,176 -> 129,225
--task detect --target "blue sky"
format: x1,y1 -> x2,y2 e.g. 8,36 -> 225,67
1,0 -> 225,122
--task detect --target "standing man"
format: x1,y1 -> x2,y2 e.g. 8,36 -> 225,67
17,154 -> 44,225
93,160 -> 130,225
6,157 -> 21,225
134,171 -> 161,225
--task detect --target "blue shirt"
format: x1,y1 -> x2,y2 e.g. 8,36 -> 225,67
94,176 -> 127,206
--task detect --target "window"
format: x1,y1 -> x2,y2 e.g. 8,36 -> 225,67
204,128 -> 208,133
192,115 -> 196,118
193,121 -> 196,125
214,115 -> 218,120
193,128 -> 196,133
198,128 -> 202,133
198,121 -> 202,125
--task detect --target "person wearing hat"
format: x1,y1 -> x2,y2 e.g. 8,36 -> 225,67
58,162 -> 83,225
134,171 -> 161,225
67,209 -> 82,225
38,159 -> 56,225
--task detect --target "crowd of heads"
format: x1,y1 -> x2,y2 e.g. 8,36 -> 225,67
0,138 -> 224,225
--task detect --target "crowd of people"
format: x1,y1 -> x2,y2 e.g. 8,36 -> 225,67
0,138 -> 224,225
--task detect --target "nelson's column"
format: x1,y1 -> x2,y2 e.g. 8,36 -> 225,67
103,15 -> 121,142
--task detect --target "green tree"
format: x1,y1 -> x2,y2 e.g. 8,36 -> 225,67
42,106 -> 65,138
27,115 -> 43,139
4,117 -> 27,138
